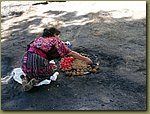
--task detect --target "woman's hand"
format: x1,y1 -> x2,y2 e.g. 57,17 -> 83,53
67,51 -> 93,65
83,56 -> 93,65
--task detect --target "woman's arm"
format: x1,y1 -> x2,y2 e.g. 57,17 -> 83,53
67,51 -> 93,65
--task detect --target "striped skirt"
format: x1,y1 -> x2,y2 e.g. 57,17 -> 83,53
21,52 -> 57,82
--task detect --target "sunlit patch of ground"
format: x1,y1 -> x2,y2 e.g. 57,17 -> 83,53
1,1 -> 146,37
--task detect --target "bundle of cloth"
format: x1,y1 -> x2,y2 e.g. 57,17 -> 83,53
60,57 -> 99,76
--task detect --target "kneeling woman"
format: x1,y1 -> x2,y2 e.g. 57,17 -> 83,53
21,27 -> 93,91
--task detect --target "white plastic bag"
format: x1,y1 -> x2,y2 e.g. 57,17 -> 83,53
1,75 -> 13,84
35,72 -> 59,86
12,68 -> 26,84
35,79 -> 51,86
12,68 -> 59,86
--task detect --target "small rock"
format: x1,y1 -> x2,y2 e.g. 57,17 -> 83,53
101,96 -> 111,103
101,104 -> 105,106
56,85 -> 59,87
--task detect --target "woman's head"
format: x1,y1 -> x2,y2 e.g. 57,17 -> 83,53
42,27 -> 61,37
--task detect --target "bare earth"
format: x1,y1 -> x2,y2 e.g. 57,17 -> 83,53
1,1 -> 146,110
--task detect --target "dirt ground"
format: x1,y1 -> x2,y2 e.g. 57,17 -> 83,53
1,1 -> 146,110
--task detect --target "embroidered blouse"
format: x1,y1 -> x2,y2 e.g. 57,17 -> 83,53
28,36 -> 71,60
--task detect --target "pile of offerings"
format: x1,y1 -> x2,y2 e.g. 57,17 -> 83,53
60,57 -> 99,76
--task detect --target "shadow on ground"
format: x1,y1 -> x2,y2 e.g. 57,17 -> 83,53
1,8 -> 146,110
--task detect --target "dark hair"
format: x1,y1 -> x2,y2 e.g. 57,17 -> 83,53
42,27 -> 61,37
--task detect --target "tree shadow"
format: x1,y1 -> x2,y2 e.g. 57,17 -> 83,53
44,10 -> 66,15
1,7 -> 146,110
